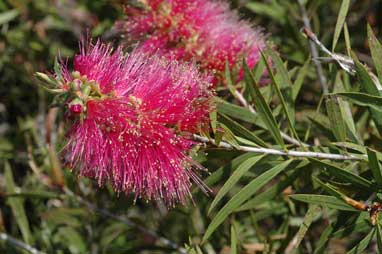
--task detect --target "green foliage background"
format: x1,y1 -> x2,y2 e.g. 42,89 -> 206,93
1,0 -> 382,253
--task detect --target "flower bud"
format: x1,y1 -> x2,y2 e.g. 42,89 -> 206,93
68,98 -> 83,114
81,84 -> 91,97
72,71 -> 81,79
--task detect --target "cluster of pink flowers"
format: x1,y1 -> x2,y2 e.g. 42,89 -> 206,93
116,0 -> 268,82
56,40 -> 213,205
44,0 -> 271,206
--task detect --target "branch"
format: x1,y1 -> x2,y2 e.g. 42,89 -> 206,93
193,135 -> 363,161
233,89 -> 310,147
302,27 -> 382,91
0,232 -> 46,254
298,0 -> 329,94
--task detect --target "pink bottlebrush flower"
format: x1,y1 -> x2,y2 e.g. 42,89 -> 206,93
115,0 -> 268,83
55,40 -> 213,206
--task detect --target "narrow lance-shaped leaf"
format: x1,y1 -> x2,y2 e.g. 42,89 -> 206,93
347,229 -> 375,254
208,155 -> 264,214
377,220 -> 382,253
264,49 -> 295,122
203,160 -> 293,242
334,92 -> 382,111
4,161 -> 34,244
237,160 -> 308,211
344,23 -> 352,57
218,123 -> 239,147
204,153 -> 258,187
353,54 -> 382,96
243,59 -> 285,148
332,0 -> 350,51
331,214 -> 371,238
325,95 -> 347,142
367,24 -> 382,84
333,73 -> 361,144
261,51 -> 301,145
225,60 -> 237,97
253,55 -> 266,83
217,99 -> 258,124
289,194 -> 358,212
230,224 -> 237,254
292,58 -> 311,101
218,113 -> 268,147
288,205 -> 321,250
367,148 -> 382,187
311,159 -> 373,190
314,225 -> 334,254
313,177 -> 347,200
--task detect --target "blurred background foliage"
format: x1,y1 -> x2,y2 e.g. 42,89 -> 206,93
1,0 -> 382,253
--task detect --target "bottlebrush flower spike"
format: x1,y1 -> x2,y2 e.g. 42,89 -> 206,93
115,0 -> 269,83
47,40 -> 213,206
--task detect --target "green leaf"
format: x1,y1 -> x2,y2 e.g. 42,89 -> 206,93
334,92 -> 382,111
264,49 -> 295,122
55,227 -> 87,254
313,177 -> 346,200
236,160 -> 309,211
100,223 -> 129,251
217,99 -> 258,124
367,148 -> 382,187
289,194 -> 357,211
219,123 -> 240,147
4,161 -> 33,244
332,214 -> 371,238
290,205 -> 321,249
332,0 -> 350,51
347,229 -> 375,254
339,98 -> 361,144
265,49 -> 293,90
245,2 -> 285,24
0,9 -> 19,25
6,191 -> 60,199
307,113 -> 335,139
354,56 -> 382,96
262,51 -> 301,144
344,23 -> 352,56
335,90 -> 382,134
42,208 -> 85,228
314,225 -> 334,254
230,224 -> 237,254
203,160 -> 292,241
218,113 -> 267,147
210,109 -> 217,134
225,61 -> 237,96
208,155 -> 264,214
243,60 -> 285,148
367,24 -> 382,84
204,153 -> 257,186
326,96 -> 347,142
253,55 -> 266,83
292,58 -> 310,100
311,159 -> 373,190
377,221 -> 382,253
